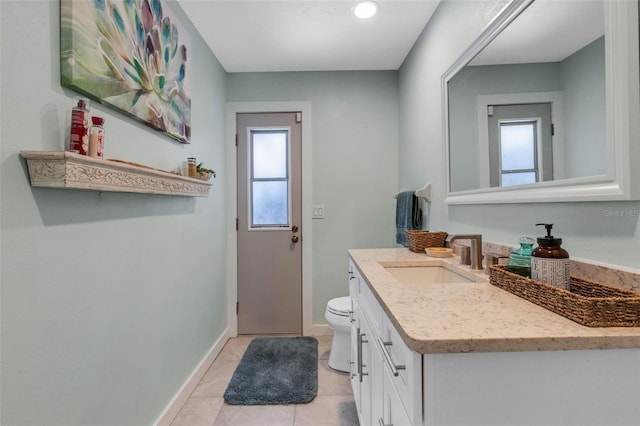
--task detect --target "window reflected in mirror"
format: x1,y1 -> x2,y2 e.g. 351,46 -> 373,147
447,0 -> 605,192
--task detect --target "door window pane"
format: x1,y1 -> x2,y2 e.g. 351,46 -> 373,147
499,120 -> 540,187
501,123 -> 535,170
501,172 -> 537,187
249,128 -> 290,228
252,132 -> 287,178
252,181 -> 289,225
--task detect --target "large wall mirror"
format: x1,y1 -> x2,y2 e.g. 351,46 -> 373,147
443,0 -> 639,204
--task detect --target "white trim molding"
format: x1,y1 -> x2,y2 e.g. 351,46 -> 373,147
154,329 -> 232,426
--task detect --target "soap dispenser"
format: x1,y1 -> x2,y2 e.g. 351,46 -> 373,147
531,223 -> 570,290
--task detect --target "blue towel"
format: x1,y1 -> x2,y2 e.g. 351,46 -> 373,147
396,191 -> 422,247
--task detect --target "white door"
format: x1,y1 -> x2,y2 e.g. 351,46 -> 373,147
236,112 -> 302,334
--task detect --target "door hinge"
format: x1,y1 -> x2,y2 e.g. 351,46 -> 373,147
551,123 -> 555,136
295,112 -> 302,123
235,133 -> 238,146
236,218 -> 238,231
236,302 -> 239,315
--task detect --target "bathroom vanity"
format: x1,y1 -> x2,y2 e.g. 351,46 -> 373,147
348,248 -> 640,426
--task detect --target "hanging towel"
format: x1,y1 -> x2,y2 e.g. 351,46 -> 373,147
396,191 -> 422,247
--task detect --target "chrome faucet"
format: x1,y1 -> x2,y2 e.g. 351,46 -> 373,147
446,234 -> 484,270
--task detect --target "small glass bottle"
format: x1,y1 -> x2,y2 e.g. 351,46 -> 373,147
507,236 -> 535,277
88,116 -> 104,158
187,157 -> 197,177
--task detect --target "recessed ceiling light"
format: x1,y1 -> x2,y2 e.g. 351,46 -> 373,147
353,1 -> 379,19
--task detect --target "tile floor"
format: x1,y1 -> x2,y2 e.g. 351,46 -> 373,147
169,335 -> 360,426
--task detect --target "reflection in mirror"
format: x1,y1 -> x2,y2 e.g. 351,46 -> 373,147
443,0 -> 639,203
448,0 -> 605,192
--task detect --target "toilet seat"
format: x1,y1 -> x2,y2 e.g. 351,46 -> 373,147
327,296 -> 351,317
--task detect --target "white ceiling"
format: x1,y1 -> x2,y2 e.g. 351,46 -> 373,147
177,0 -> 441,72
470,0 -> 604,66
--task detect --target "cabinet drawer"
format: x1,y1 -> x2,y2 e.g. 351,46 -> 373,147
379,314 -> 421,424
349,259 -> 382,333
360,278 -> 382,335
348,259 -> 359,299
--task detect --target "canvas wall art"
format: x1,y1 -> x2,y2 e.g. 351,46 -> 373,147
61,0 -> 191,143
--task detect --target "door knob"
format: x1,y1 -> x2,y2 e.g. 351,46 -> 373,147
291,235 -> 299,243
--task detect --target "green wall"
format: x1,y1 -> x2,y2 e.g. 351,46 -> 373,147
561,37 -> 607,178
227,71 -> 400,324
0,1 -> 228,424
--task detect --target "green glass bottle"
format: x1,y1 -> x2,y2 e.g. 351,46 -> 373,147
507,237 -> 535,277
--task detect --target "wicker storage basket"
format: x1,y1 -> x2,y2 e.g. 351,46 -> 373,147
405,230 -> 447,253
489,265 -> 640,327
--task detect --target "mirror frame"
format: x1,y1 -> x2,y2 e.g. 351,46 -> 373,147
443,0 -> 639,204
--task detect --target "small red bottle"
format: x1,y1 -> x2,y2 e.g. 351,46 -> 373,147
69,98 -> 90,155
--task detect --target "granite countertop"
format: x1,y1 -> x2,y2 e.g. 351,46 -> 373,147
348,248 -> 640,354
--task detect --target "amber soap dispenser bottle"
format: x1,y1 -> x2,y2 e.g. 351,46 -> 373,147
531,223 -> 570,290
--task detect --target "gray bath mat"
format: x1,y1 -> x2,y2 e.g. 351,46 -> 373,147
223,336 -> 318,405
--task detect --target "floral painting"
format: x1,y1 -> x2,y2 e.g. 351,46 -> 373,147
61,0 -> 191,143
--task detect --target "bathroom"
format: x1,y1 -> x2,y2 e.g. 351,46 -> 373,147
1,0 -> 639,425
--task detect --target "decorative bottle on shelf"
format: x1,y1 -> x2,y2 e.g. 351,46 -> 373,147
507,236 -> 535,277
69,98 -> 90,155
187,157 -> 197,177
88,116 -> 104,158
531,223 -> 570,290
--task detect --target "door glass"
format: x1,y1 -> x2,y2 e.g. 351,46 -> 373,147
500,121 -> 538,186
250,129 -> 290,227
253,132 -> 287,178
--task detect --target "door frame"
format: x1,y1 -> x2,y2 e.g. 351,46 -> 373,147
226,101 -> 313,337
476,91 -> 565,187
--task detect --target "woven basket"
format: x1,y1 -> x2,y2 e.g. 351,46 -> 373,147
489,265 -> 640,327
405,230 -> 447,253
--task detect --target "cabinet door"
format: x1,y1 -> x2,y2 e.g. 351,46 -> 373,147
380,364 -> 412,426
369,329 -> 385,425
350,297 -> 373,425
349,299 -> 361,412
359,319 -> 372,426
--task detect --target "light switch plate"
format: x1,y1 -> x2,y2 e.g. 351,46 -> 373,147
312,205 -> 325,219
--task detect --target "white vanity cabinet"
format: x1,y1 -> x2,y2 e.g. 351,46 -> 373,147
349,250 -> 640,426
349,259 -> 420,426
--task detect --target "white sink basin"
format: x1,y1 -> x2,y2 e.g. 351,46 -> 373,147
384,266 -> 474,284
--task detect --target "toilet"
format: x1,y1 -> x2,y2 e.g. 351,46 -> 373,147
325,296 -> 352,372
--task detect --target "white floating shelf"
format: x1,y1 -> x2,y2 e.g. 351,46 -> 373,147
20,151 -> 212,197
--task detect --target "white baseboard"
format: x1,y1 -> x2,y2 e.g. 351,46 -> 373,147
154,328 -> 232,426
311,324 -> 333,336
